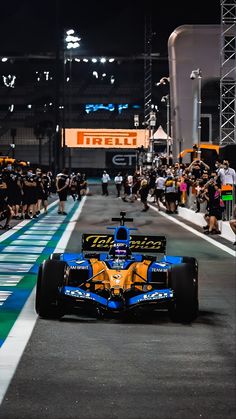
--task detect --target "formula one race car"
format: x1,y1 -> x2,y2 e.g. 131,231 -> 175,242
35,212 -> 199,322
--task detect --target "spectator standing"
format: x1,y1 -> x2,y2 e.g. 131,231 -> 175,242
80,174 -> 88,197
179,176 -> 188,207
203,179 -> 223,235
139,178 -> 150,212
195,179 -> 205,213
76,172 -> 82,201
217,160 -> 236,220
69,173 -> 78,201
47,171 -> 54,195
101,171 -> 110,196
0,172 -> 13,229
188,159 -> 210,180
22,168 -> 37,219
164,175 -> 178,214
114,172 -> 123,197
217,160 -> 236,187
154,172 -> 166,210
4,165 -> 22,219
35,168 -> 44,215
122,174 -> 135,202
56,168 -> 70,215
41,170 -> 51,214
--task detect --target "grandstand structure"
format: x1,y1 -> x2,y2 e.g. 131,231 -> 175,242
1,21 -> 231,171
0,55 -> 168,171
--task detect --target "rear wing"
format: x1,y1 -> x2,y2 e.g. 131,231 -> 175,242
82,234 -> 166,254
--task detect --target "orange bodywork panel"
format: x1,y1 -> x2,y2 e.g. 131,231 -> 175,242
89,259 -> 152,293
133,260 -> 152,291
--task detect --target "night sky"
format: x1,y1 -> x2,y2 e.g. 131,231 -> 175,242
0,0 -> 221,57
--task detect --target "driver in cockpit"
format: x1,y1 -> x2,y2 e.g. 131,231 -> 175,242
109,243 -> 132,259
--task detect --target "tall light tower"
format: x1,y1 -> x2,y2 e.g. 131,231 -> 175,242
147,109 -> 156,165
156,76 -> 171,163
161,95 -> 171,165
220,0 -> 236,145
63,29 -> 81,167
190,68 -> 202,159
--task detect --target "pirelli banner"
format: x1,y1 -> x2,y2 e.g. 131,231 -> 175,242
65,128 -> 148,149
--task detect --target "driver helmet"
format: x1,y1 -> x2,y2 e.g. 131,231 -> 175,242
114,244 -> 129,259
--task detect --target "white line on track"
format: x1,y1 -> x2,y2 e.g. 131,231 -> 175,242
0,291 -> 12,305
54,196 -> 87,252
2,246 -> 45,253
0,196 -> 87,405
0,264 -> 33,273
149,204 -> 236,257
0,199 -> 59,241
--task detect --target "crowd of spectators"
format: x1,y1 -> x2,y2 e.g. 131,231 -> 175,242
0,165 -> 88,229
0,164 -> 52,229
102,158 -> 236,237
0,159 -> 235,244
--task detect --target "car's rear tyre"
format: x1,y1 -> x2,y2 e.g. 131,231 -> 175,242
182,256 -> 198,272
49,253 -> 62,260
35,260 -> 66,319
169,263 -> 198,323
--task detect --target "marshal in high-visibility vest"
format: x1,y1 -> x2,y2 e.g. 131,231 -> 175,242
221,185 -> 233,201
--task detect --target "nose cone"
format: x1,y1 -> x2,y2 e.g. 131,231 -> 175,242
107,299 -> 123,310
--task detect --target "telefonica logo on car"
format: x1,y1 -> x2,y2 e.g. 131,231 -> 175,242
83,234 -> 164,251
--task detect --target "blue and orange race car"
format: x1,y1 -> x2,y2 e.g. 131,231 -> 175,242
35,212 -> 199,322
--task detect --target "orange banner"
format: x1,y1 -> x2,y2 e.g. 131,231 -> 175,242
65,129 -> 149,149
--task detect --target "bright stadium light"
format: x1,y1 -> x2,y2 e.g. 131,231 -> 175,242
65,29 -> 81,50
156,76 -> 170,86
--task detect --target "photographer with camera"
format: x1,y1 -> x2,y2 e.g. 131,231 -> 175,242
188,159 -> 210,180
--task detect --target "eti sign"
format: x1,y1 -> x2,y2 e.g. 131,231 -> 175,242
106,152 -> 137,168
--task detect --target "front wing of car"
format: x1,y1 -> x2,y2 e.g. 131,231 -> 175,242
62,286 -> 174,311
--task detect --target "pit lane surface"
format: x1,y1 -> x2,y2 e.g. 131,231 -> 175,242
0,185 -> 235,419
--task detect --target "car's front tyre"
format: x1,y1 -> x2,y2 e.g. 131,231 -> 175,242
169,263 -> 198,323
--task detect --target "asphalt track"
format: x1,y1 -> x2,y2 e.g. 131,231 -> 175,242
0,185 -> 235,419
